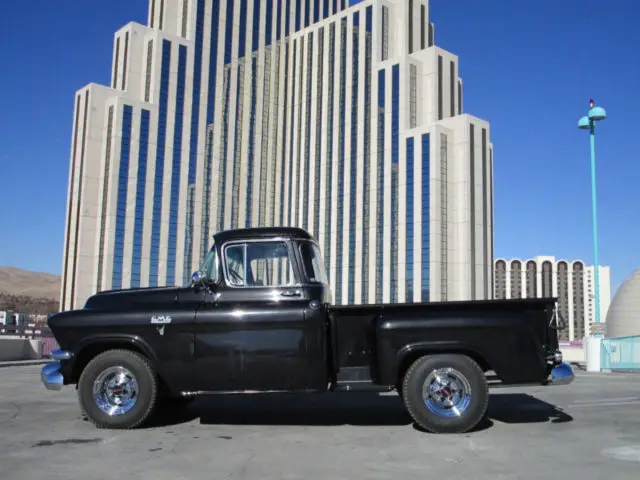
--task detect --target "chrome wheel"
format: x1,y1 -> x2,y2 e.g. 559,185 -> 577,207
422,367 -> 472,418
92,366 -> 138,417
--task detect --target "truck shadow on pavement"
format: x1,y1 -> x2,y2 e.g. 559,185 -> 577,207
148,392 -> 573,433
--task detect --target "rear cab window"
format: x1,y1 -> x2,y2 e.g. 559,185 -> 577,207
299,242 -> 329,285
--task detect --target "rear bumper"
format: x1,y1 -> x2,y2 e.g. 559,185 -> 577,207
545,362 -> 575,386
40,349 -> 72,391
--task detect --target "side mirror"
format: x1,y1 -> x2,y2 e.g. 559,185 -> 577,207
191,270 -> 204,286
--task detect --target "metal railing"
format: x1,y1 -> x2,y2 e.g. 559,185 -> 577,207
0,325 -> 59,358
601,335 -> 640,371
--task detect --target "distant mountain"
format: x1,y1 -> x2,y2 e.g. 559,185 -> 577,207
0,266 -> 60,301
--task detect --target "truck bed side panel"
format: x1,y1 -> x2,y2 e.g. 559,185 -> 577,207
373,300 -> 556,386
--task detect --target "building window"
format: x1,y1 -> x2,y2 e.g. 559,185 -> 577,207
439,133 -> 448,300
510,260 -> 522,298
239,0 -> 248,57
113,37 -> 120,89
406,137 -> 415,302
376,68 -> 385,303
314,28 -> 325,239
183,0 -> 206,285
421,133 -> 430,302
335,18 -> 347,303
224,0 -> 235,63
218,66 -> 232,233
420,4 -> 426,49
526,260 -> 537,298
131,109 -> 151,288
144,40 -> 153,102
159,0 -> 165,29
245,54 -> 259,227
122,31 -> 130,90
495,260 -> 506,299
280,42 -> 292,227
252,0 -> 261,51
201,129 -> 214,261
260,47 -> 273,228
166,45 -> 187,285
409,64 -> 417,128
469,123 -> 476,299
181,0 -> 189,38
231,60 -> 246,228
348,14 -> 359,304
150,0 -> 156,29
303,32 -> 314,232
449,61 -> 455,117
408,0 -> 413,54
557,261 -> 570,341
361,6 -> 373,303
381,6 -> 389,61
542,261 -> 553,297
324,24 -> 336,274
390,63 -> 400,302
112,105 -> 133,290
149,39 -> 171,287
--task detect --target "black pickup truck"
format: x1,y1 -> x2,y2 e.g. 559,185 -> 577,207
42,227 -> 573,434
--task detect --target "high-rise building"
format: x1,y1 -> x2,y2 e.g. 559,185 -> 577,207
60,0 -> 494,310
494,256 -> 611,341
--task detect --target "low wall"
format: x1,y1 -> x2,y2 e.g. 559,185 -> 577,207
560,346 -> 585,364
0,336 -> 42,361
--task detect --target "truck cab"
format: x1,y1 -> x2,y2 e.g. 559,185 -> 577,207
42,227 -> 574,434
187,227 -> 334,393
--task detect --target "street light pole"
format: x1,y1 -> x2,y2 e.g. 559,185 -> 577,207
578,100 -> 606,353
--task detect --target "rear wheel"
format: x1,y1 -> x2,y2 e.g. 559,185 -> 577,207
77,349 -> 159,429
401,354 -> 488,434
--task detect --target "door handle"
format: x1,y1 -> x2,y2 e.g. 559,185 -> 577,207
281,290 -> 302,297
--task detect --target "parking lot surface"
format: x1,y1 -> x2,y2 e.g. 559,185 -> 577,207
1,365 -> 639,479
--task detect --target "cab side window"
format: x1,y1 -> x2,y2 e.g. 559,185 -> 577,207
223,241 -> 297,287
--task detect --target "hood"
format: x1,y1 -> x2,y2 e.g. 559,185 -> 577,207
84,286 -> 187,311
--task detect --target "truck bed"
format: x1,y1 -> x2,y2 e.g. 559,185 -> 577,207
327,298 -> 559,390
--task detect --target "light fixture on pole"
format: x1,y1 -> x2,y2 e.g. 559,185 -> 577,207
578,99 -> 607,335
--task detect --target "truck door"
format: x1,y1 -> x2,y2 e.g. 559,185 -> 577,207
194,238 -> 325,392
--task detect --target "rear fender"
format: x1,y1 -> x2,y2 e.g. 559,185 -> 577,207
393,341 -> 492,385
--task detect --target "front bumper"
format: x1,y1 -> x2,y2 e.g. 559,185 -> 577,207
40,349 -> 72,391
545,361 -> 575,386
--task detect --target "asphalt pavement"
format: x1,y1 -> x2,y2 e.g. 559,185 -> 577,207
1,365 -> 640,479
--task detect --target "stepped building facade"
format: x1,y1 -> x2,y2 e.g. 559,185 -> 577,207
60,0 -> 494,310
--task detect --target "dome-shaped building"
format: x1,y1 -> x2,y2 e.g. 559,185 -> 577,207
606,268 -> 640,338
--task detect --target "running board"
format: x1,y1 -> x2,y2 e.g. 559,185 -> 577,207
331,381 -> 393,393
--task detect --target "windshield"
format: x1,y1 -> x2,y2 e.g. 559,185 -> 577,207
199,243 -> 219,282
299,242 -> 329,284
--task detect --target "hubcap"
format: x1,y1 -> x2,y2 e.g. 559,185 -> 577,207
92,366 -> 138,416
422,367 -> 472,418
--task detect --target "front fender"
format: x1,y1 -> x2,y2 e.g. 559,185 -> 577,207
67,334 -> 162,381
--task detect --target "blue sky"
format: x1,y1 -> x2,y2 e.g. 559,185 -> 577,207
0,0 -> 638,293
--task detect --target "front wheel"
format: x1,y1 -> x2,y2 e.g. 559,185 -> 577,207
77,349 -> 159,429
401,354 -> 489,434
